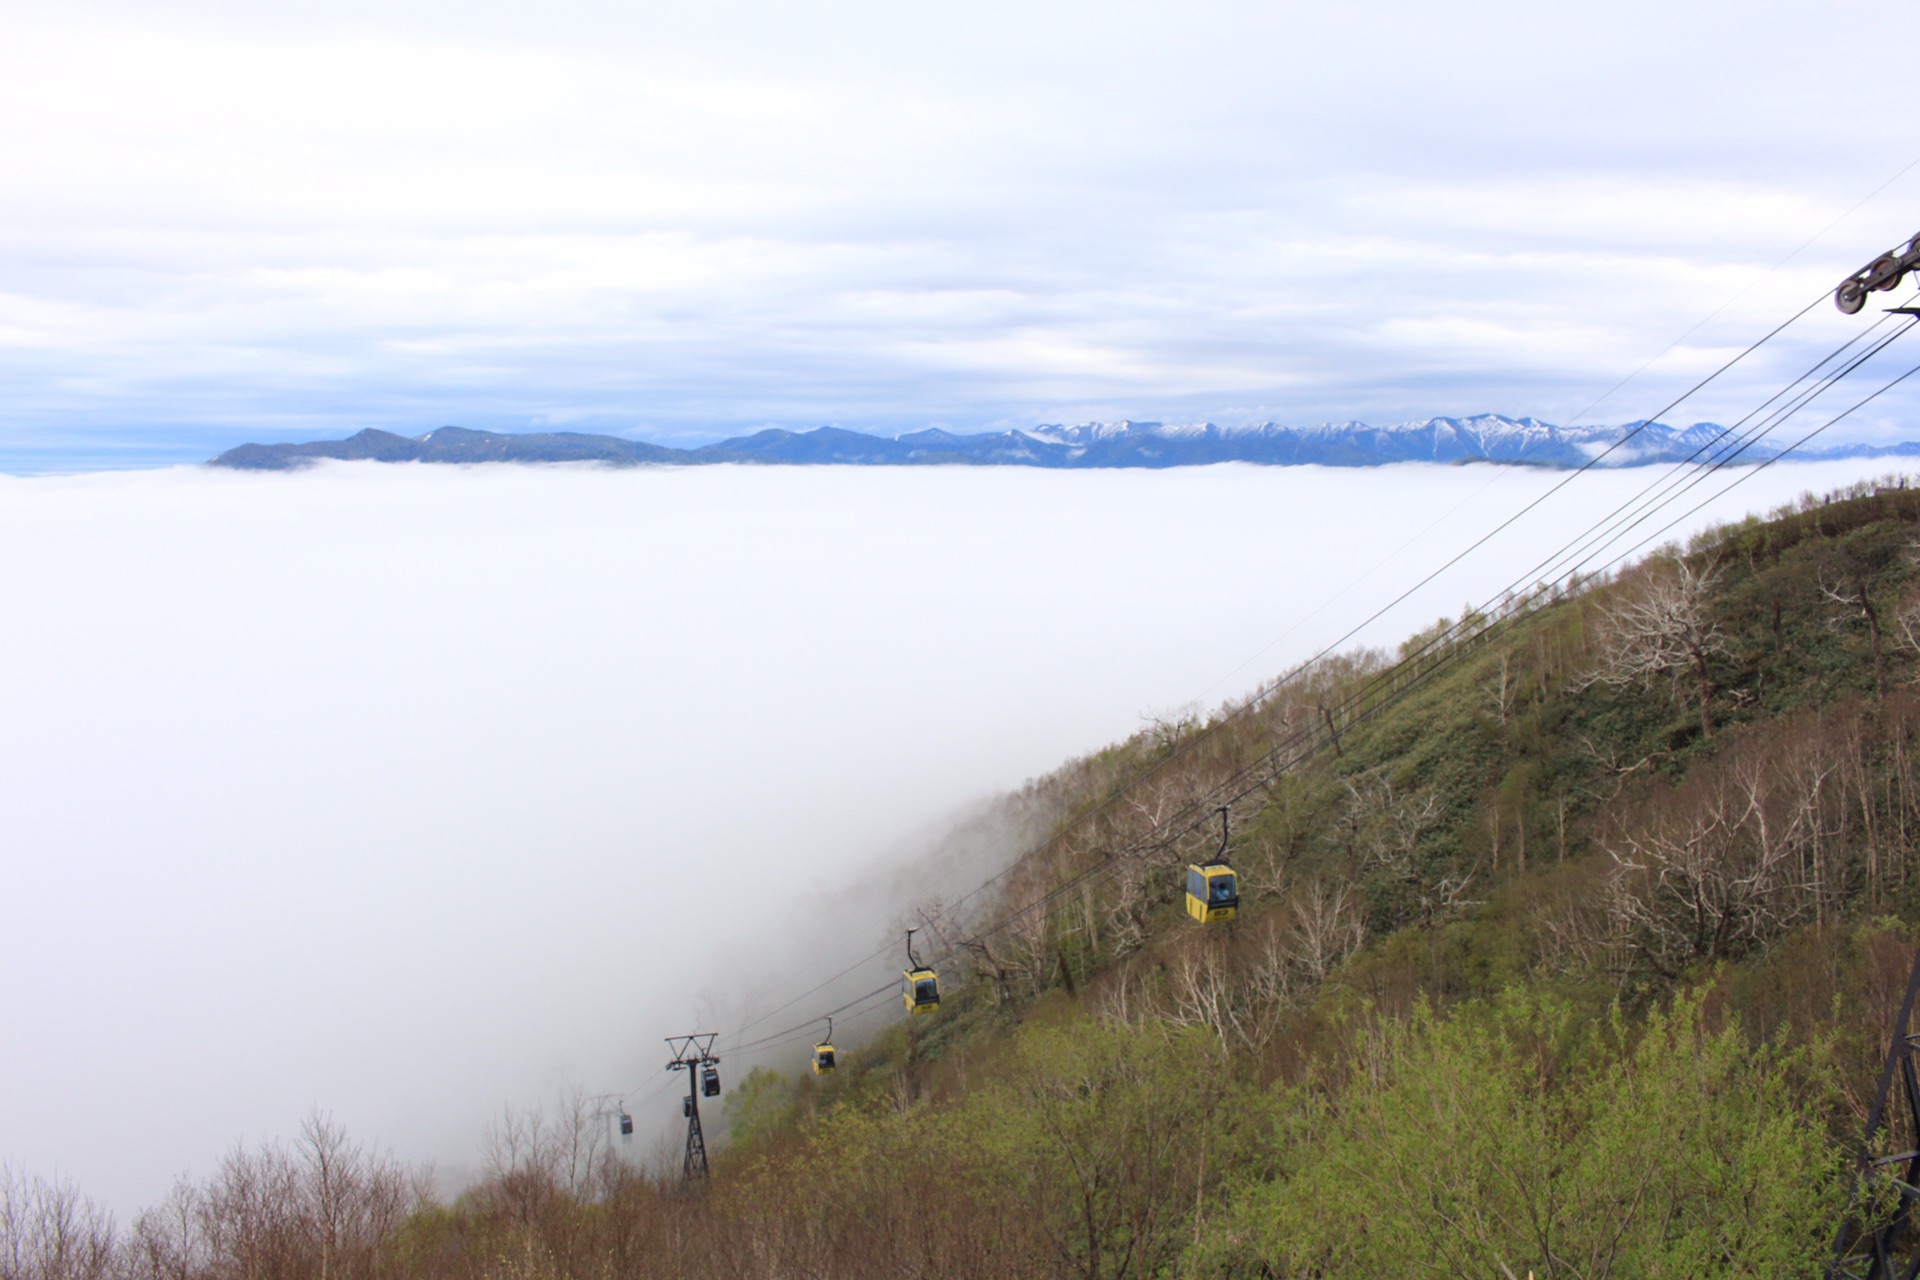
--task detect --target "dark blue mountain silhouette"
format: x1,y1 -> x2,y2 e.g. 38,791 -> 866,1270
210,415 -> 1920,471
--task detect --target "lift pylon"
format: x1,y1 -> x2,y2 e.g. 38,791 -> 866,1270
585,1092 -> 633,1145
1830,946 -> 1920,1278
665,1033 -> 720,1182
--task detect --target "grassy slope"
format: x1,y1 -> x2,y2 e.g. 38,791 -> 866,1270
683,479 -> 1920,1277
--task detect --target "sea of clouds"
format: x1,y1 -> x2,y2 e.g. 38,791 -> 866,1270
0,457 -> 1905,1211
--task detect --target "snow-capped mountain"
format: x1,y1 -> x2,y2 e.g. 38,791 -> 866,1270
1021,415 -> 1794,468
212,415 -> 1918,471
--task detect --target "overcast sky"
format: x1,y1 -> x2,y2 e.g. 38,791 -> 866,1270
4,0 -> 1920,468
9,0 -> 1920,1215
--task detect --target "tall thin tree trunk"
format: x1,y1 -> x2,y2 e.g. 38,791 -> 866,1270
1694,651 -> 1715,738
1863,591 -> 1887,701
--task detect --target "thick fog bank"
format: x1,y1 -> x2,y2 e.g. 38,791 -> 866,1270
0,458 -> 1898,1211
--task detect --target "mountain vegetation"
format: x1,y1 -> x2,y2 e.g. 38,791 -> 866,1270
15,477 -> 1920,1278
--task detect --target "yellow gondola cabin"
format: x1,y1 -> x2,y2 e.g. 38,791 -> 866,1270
1185,862 -> 1238,923
1187,807 -> 1240,923
813,1017 -> 837,1073
902,927 -> 940,1015
903,967 -> 940,1015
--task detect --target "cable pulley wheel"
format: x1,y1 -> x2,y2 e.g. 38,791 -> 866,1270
1837,277 -> 1868,314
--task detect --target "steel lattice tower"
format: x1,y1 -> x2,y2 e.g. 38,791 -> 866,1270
1832,948 -> 1920,1279
665,1033 -> 719,1183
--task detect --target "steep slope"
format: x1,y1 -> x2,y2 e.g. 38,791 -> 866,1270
672,475 -> 1920,1276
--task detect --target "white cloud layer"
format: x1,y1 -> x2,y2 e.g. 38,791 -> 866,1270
4,0 -> 1920,466
0,457 -> 1908,1211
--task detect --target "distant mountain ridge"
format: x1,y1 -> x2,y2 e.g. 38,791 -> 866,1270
209,416 -> 1920,471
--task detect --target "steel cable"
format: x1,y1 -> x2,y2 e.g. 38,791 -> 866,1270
916,310 -> 1920,973
707,287 -> 1862,1063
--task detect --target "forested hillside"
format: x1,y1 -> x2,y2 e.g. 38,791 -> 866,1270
15,478 -> 1920,1279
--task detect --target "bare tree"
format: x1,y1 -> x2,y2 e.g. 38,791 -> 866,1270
0,1167 -> 117,1280
177,1112 -> 422,1280
1819,536 -> 1902,701
1339,774 -> 1441,880
1167,940 -> 1266,1052
1572,732 -> 1670,802
1888,538 -> 1920,680
295,1112 -> 417,1280
1141,706 -> 1200,756
1577,558 -> 1729,737
1100,855 -> 1157,960
196,1141 -> 304,1280
122,1181 -> 203,1280
1281,878 -> 1366,985
1090,962 -> 1155,1028
1483,653 -> 1517,728
1896,590 -> 1920,664
1524,862 -> 1618,976
1823,570 -> 1888,701
1598,726 -> 1845,976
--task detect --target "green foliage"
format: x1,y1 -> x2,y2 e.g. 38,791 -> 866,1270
721,1066 -> 798,1150
708,1014 -> 1248,1279
962,1019 -> 1235,1279
1199,991 -> 1847,1279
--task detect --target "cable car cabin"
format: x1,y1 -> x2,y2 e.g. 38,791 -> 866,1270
812,1043 -> 837,1074
619,1111 -> 634,1136
1185,863 -> 1239,924
903,967 -> 940,1016
701,1066 -> 721,1097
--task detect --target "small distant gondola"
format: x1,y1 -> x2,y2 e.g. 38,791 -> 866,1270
1185,807 -> 1239,924
902,928 -> 940,1016
813,1016 -> 837,1074
701,1065 -> 721,1097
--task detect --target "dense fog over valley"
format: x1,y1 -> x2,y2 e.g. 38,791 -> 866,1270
0,456 -> 1906,1212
